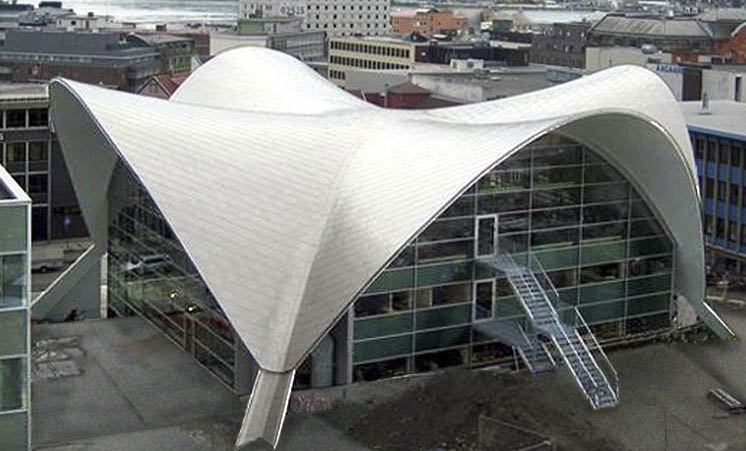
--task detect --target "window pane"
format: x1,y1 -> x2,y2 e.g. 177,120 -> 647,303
431,283 -> 470,306
0,358 -> 25,410
0,207 -> 25,253
354,313 -> 412,339
27,142 -> 47,172
0,310 -> 25,355
354,335 -> 411,363
28,108 -> 47,127
5,143 -> 25,173
419,218 -> 473,243
477,216 -> 495,256
1,255 -> 26,308
0,411 -> 27,450
475,281 -> 493,319
5,110 -> 25,128
532,187 -> 581,209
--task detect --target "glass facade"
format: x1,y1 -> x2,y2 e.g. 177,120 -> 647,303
351,134 -> 674,382
106,132 -> 675,390
692,130 -> 746,277
107,163 -> 237,389
0,190 -> 30,450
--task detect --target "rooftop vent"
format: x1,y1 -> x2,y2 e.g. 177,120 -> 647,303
699,92 -> 712,115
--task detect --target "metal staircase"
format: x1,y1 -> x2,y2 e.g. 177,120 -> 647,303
473,319 -> 556,374
493,253 -> 619,410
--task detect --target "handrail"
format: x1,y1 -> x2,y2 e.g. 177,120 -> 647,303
575,307 -> 619,399
517,322 -> 539,368
496,252 -> 603,408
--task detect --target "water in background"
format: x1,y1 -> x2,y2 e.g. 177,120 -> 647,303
57,0 -> 602,26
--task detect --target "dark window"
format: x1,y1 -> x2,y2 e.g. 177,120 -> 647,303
5,109 -> 25,128
32,206 -> 47,240
706,141 -> 716,162
729,220 -> 738,243
732,146 -> 742,168
731,185 -> 740,206
716,218 -> 725,239
718,181 -> 727,201
705,178 -> 714,199
720,142 -> 730,164
28,108 -> 47,127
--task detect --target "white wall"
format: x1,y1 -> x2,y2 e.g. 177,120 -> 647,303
647,63 -> 683,101
210,33 -> 267,56
586,47 -> 672,73
702,69 -> 746,103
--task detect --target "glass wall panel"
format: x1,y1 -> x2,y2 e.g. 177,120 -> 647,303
354,313 -> 413,340
1,256 -> 26,308
0,207 -> 25,253
0,412 -> 26,450
415,326 -> 471,352
0,358 -> 24,411
0,311 -> 25,355
354,336 -> 412,363
627,293 -> 670,316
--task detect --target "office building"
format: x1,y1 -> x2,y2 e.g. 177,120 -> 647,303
390,8 -> 467,38
239,0 -> 390,37
681,100 -> 746,278
0,83 -> 85,242
49,47 -> 729,448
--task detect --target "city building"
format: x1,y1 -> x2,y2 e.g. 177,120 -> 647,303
390,8 -> 467,38
328,36 -> 422,86
49,47 -> 730,449
138,73 -> 189,99
239,0 -> 390,37
0,164 -> 31,451
0,83 -> 85,242
587,15 -> 715,63
585,46 -> 673,72
210,17 -> 325,62
0,29 -> 160,92
531,21 -> 591,69
127,34 -> 195,74
680,100 -> 746,278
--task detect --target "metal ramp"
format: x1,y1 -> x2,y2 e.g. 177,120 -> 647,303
493,253 -> 619,410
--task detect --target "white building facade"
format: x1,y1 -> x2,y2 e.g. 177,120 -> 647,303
239,0 -> 390,37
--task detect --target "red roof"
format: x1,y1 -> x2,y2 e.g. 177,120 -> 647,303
153,72 -> 189,96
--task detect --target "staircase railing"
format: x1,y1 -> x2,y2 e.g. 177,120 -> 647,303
574,307 -> 619,401
500,253 -> 601,407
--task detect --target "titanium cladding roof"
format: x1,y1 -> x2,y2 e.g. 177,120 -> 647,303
50,47 -> 705,448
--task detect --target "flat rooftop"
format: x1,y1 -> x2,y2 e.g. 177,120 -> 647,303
0,82 -> 48,101
681,100 -> 746,139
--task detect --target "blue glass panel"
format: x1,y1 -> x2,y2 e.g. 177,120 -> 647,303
732,167 -> 741,184
704,199 -> 713,214
714,238 -> 724,247
706,163 -> 716,177
720,165 -> 728,180
730,205 -> 739,219
718,201 -> 726,218
727,241 -> 738,251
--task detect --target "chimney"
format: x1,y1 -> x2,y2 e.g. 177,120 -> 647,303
699,92 -> 712,115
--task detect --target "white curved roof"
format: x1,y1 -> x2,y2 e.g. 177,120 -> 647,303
49,47 -> 705,447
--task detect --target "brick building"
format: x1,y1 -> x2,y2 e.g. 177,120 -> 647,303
531,22 -> 591,69
391,8 -> 467,38
0,29 -> 161,92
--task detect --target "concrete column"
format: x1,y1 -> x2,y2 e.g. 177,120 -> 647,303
233,336 -> 259,396
310,334 -> 334,388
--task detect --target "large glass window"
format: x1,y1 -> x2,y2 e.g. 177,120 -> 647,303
5,110 -> 25,129
352,133 -> 674,379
